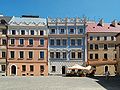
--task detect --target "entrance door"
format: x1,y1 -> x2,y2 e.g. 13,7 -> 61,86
11,65 -> 16,75
62,66 -> 66,74
105,66 -> 108,72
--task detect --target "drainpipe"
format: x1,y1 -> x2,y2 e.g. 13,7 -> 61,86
5,24 -> 8,76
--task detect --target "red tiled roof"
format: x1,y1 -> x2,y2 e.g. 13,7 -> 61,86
86,22 -> 120,33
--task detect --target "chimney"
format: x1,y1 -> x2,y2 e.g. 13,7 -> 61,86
111,20 -> 117,27
98,18 -> 104,26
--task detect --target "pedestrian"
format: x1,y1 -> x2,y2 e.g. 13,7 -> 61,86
105,71 -> 110,80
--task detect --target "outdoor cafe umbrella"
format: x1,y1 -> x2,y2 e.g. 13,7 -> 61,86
68,64 -> 86,70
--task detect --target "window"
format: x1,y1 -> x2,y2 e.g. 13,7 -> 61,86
40,51 -> 44,59
104,36 -> 107,40
51,29 -> 55,34
22,65 -> 26,71
77,39 -> 82,46
30,65 -> 34,72
71,39 -> 75,46
90,54 -> 93,59
19,51 -> 24,58
10,51 -> 14,58
12,30 -> 16,35
50,52 -> 54,58
111,36 -> 114,40
97,36 -> 100,40
60,29 -> 65,34
2,52 -> 6,58
90,36 -> 93,40
63,52 -> 66,59
11,38 -> 15,45
50,39 -> 54,45
40,65 -> 44,72
2,39 -> 6,45
71,52 -> 75,59
62,39 -> 67,46
30,30 -> 34,35
56,39 -> 61,46
56,52 -> 60,58
29,39 -> 33,45
78,29 -> 83,34
95,44 -> 99,50
21,30 -> 25,35
52,66 -> 56,72
119,46 -> 120,58
104,44 -> 108,50
95,54 -> 98,59
78,52 -> 82,59
40,31 -> 44,35
104,53 -> 108,59
115,54 -> 117,59
1,65 -> 5,71
10,39 -> 15,45
29,51 -> 33,59
2,30 -> 6,34
90,44 -> 93,50
19,39 -> 24,45
70,29 -> 74,34
40,38 -> 44,46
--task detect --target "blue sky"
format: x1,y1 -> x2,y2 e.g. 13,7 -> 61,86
0,0 -> 120,22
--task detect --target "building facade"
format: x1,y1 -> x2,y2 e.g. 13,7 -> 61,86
7,16 -> 48,76
87,20 -> 120,75
48,18 -> 87,75
115,33 -> 120,75
0,15 -> 11,76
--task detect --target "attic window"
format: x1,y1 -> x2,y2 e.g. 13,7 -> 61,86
93,27 -> 95,28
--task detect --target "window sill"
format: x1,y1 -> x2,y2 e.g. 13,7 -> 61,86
9,44 -> 15,46
9,58 -> 14,60
103,59 -> 108,61
27,58 -> 33,60
0,57 -> 6,59
18,45 -> 24,47
38,45 -> 44,47
27,45 -> 33,47
38,58 -> 44,60
18,58 -> 24,60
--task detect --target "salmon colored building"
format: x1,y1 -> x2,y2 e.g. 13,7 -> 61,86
86,19 -> 120,75
7,16 -> 48,76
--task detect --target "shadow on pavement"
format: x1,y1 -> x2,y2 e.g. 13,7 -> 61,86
88,76 -> 120,90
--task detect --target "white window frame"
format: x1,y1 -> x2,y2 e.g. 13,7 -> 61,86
19,38 -> 24,45
10,38 -> 15,45
28,38 -> 34,45
20,29 -> 26,35
19,51 -> 24,59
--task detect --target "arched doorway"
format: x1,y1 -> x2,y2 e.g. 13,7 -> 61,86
11,65 -> 17,75
62,66 -> 66,74
105,66 -> 108,72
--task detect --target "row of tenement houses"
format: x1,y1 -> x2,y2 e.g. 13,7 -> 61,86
0,15 -> 120,76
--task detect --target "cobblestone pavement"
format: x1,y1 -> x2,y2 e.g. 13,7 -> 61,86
0,76 -> 120,90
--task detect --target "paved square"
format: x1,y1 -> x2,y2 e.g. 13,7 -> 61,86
0,76 -> 120,90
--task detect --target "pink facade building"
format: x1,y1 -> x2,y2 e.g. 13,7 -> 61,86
7,16 -> 48,76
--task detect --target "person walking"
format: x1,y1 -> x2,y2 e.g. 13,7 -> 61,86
105,71 -> 110,80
